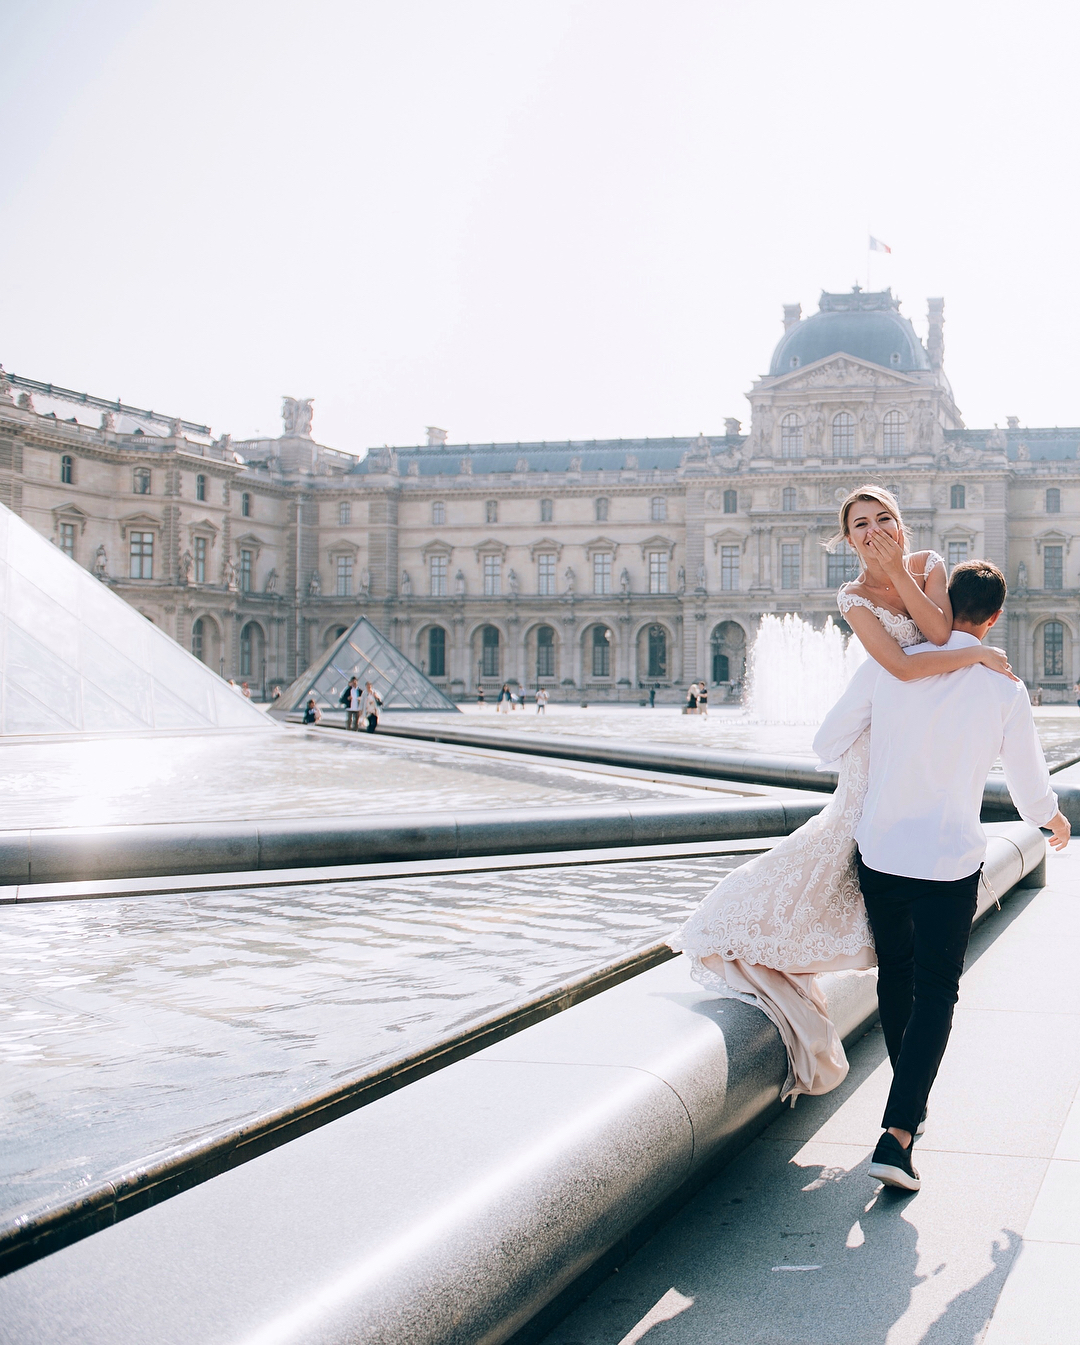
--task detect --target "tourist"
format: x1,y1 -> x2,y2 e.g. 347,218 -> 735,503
497,683 -> 512,714
535,687 -> 548,714
477,686 -> 485,706
241,682 -> 252,699
697,682 -> 708,719
340,676 -> 361,730
360,680 -> 382,733
302,698 -> 321,724
1074,680 -> 1080,710
648,686 -> 656,708
686,683 -> 699,714
671,487 -> 1038,1159
227,678 -> 244,696
271,685 -> 282,702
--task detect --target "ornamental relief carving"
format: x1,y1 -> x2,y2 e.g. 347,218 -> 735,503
778,358 -> 910,391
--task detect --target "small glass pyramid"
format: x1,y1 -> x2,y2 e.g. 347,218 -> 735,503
0,501 -> 271,735
274,616 -> 459,716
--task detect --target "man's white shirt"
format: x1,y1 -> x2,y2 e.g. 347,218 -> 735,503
813,631 -> 1057,881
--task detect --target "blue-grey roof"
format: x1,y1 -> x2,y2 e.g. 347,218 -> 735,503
769,288 -> 930,377
350,435 -> 744,477
945,428 -> 1080,461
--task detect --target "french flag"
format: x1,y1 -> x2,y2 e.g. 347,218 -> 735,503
869,236 -> 892,254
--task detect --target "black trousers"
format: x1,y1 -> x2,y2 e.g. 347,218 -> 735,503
857,854 -> 980,1135
365,714 -> 378,733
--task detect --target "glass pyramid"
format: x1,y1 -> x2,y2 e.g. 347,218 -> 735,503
274,615 -> 459,716
0,500 -> 271,736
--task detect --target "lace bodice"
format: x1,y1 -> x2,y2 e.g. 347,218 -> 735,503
836,550 -> 944,650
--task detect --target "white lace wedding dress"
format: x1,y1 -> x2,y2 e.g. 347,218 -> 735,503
669,561 -> 942,1101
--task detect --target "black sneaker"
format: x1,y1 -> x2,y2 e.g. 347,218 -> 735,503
868,1132 -> 921,1191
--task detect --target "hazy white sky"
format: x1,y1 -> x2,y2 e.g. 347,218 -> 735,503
2,0 -> 1079,453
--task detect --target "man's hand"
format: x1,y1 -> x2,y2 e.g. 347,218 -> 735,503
1045,811 -> 1071,851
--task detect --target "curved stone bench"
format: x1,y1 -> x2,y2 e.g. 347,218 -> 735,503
0,823 -> 1043,1345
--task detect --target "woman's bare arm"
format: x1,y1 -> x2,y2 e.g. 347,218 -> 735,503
845,605 -> 1016,681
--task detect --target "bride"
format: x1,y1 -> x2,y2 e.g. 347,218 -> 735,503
670,485 -> 1015,1100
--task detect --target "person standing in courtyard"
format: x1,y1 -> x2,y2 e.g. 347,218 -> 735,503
648,686 -> 656,708
535,687 -> 548,714
686,682 -> 699,714
359,680 -> 382,733
697,681 -> 708,719
814,559 -> 1069,1190
340,676 -> 361,730
302,698 -> 321,724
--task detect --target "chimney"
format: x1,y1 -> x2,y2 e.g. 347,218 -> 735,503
426,426 -> 448,447
783,303 -> 802,332
724,417 -> 742,437
1006,416 -> 1020,430
927,297 -> 945,373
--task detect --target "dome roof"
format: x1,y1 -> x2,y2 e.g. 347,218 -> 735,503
769,288 -> 930,377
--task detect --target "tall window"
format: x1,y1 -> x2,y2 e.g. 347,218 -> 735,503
832,412 -> 855,458
59,522 -> 75,558
651,496 -> 667,522
593,552 -> 612,594
781,542 -> 800,590
782,487 -> 796,512
723,489 -> 737,514
540,498 -> 553,522
592,626 -> 611,678
1044,621 -> 1064,677
827,541 -> 860,587
241,492 -> 251,518
882,410 -> 904,456
133,467 -> 151,495
430,555 -> 448,596
1044,545 -> 1063,590
721,545 -> 739,591
536,626 -> 555,678
647,625 -> 667,678
428,626 -> 446,677
947,540 -> 968,572
239,549 -> 253,592
239,623 -> 257,677
538,553 -> 556,595
129,531 -> 153,578
196,474 -> 206,501
339,501 -> 351,525
595,497 -> 609,522
60,454 -> 74,484
194,536 -> 207,584
336,554 -> 354,596
481,625 -> 499,678
780,414 -> 803,459
648,550 -> 669,594
711,629 -> 731,684
1047,488 -> 1061,514
485,500 -> 498,524
951,484 -> 966,509
432,500 -> 446,525
191,617 -> 205,662
483,555 -> 501,595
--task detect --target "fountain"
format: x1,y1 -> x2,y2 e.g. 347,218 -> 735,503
747,613 -> 866,725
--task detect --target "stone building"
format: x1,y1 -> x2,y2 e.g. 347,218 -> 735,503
2,286 -> 1077,700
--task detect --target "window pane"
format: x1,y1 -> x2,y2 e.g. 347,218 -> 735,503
595,498 -> 609,522
336,555 -> 353,595
782,487 -> 796,511
430,555 -> 447,596
483,555 -> 501,595
194,536 -> 207,584
191,618 -> 204,662
723,490 -> 737,514
129,531 -> 153,579
485,500 -> 498,524
1045,622 -> 1064,677
781,542 -> 800,590
780,415 -> 803,459
428,627 -> 446,677
61,455 -> 74,485
721,546 -> 739,591
241,493 -> 251,517
593,552 -> 612,594
883,411 -> 904,456
540,498 -> 553,522
1044,545 -> 1063,590
59,522 -> 75,558
536,626 -> 555,678
591,627 -> 611,678
947,541 -> 968,572
240,550 -> 253,592
651,497 -> 666,522
481,626 -> 499,678
648,551 -> 668,594
196,474 -> 206,501
827,541 -> 860,587
133,468 -> 150,494
1047,489 -> 1061,514
339,501 -> 351,525
538,554 -> 555,596
647,625 -> 666,678
432,501 -> 445,525
832,413 -> 855,458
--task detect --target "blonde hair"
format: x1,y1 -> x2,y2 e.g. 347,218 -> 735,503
826,484 -> 909,555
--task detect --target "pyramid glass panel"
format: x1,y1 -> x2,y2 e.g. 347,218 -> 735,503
0,501 -> 272,736
275,616 -> 459,716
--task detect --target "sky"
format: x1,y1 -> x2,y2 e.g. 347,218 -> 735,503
2,0 -> 1079,454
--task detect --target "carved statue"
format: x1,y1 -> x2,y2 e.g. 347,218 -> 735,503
400,569 -> 412,596
99,409 -> 114,430
677,565 -> 686,593
168,417 -> 184,438
620,567 -> 631,594
264,568 -> 278,594
92,543 -> 109,579
217,433 -> 232,453
564,566 -> 576,593
805,406 -> 826,450
0,367 -> 12,404
282,397 -> 314,438
1016,442 -> 1029,461
860,406 -> 876,450
455,569 -> 466,595
307,569 -> 321,596
696,563 -> 707,591
569,457 -> 582,473
179,550 -> 193,585
1017,561 -> 1028,590
223,557 -> 239,592
507,568 -> 520,595
360,568 -> 370,595
19,392 -> 35,412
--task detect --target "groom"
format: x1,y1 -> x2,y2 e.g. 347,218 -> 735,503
814,559 -> 1070,1191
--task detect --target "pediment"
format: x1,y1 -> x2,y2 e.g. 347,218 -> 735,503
768,353 -> 919,392
118,510 -> 162,538
584,535 -> 619,556
529,537 -> 563,561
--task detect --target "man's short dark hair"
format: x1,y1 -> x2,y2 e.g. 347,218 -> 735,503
948,559 -> 1007,624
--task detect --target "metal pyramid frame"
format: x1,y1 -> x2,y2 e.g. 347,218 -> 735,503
0,500 -> 272,736
273,616 -> 459,716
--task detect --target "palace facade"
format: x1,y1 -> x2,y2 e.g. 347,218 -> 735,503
3,287 -> 1078,701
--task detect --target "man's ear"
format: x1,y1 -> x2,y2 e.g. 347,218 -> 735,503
986,609 -> 1003,628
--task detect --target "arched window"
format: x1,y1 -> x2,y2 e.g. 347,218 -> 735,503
196,473 -> 206,501
595,497 -> 609,522
1044,621 -> 1064,677
239,622 -> 263,678
782,487 -> 796,512
485,500 -> 498,524
428,626 -> 446,677
780,414 -> 803,459
191,617 -> 205,663
241,492 -> 251,518
536,625 -> 555,679
951,484 -> 966,509
60,454 -> 74,484
882,410 -> 905,456
480,625 -> 500,678
651,496 -> 667,522
832,412 -> 855,458
432,500 -> 445,525
133,467 -> 151,494
723,489 -> 737,514
591,626 -> 612,679
1047,488 -> 1061,514
324,625 -> 347,649
711,621 -> 746,686
647,625 -> 667,679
